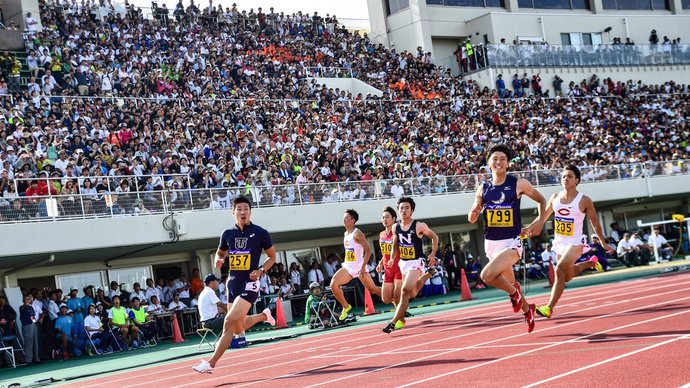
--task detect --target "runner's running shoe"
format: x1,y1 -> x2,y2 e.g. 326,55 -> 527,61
193,359 -> 214,373
382,322 -> 396,334
263,308 -> 276,326
509,282 -> 524,313
535,305 -> 552,319
524,304 -> 536,333
394,320 -> 405,330
590,256 -> 603,273
338,305 -> 352,321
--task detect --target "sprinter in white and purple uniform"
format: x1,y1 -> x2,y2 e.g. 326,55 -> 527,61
468,144 -> 547,333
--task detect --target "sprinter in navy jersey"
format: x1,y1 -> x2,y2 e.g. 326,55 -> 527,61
468,144 -> 547,333
382,197 -> 438,334
194,196 -> 277,374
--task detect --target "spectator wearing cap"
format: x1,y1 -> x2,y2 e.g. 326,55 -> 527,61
198,274 -> 227,332
66,287 -> 86,344
55,304 -> 75,360
84,304 -> 112,353
303,282 -> 326,326
586,235 -> 611,271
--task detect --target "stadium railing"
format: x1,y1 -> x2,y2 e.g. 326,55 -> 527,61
486,43 -> 690,68
1,160 -> 687,223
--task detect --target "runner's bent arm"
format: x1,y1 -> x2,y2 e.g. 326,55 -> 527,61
418,222 -> 439,266
583,196 -> 615,252
354,230 -> 372,274
468,185 -> 484,224
214,248 -> 228,269
250,246 -> 277,281
517,178 -> 547,236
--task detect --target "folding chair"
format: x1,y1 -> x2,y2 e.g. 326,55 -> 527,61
196,326 -> 219,350
84,327 -> 113,356
106,324 -> 126,352
0,345 -> 16,368
309,299 -> 338,329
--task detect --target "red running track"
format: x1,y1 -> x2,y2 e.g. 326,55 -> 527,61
71,272 -> 690,388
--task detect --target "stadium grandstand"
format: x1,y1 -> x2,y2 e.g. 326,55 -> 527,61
0,0 -> 688,384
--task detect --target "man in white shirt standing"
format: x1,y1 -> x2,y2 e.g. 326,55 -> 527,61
648,228 -> 674,263
198,274 -> 227,332
307,262 -> 325,287
541,243 -> 557,268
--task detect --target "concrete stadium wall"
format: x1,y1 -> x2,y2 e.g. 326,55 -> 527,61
2,174 -> 688,260
310,77 -> 384,97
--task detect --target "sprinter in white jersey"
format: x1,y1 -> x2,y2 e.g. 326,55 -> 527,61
535,165 -> 614,319
330,209 -> 382,321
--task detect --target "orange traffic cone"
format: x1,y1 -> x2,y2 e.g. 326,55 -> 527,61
546,258 -> 555,288
363,288 -> 377,315
460,268 -> 473,301
274,297 -> 288,329
172,314 -> 185,343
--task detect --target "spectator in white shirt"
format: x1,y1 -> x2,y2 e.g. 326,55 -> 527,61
617,233 -> 639,267
144,278 -> 161,304
145,296 -> 165,314
130,282 -> 147,304
390,181 -> 405,198
541,244 -> 557,267
648,228 -> 674,263
84,304 -> 112,352
322,255 -> 338,284
307,262 -> 325,287
173,273 -> 191,305
167,293 -> 188,311
197,274 -> 227,332
25,12 -> 40,33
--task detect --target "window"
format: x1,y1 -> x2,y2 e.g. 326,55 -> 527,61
603,0 -> 668,9
426,0 -> 505,6
684,0 -> 690,9
387,0 -> 410,15
519,0 -> 590,8
56,271 -> 108,297
108,266 -> 153,290
561,32 -> 602,46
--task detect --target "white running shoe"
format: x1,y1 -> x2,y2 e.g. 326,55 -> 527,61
193,359 -> 214,374
263,308 -> 276,326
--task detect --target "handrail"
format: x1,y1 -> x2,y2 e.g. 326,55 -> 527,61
2,160 -> 687,224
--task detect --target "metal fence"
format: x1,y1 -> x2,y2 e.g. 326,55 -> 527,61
2,160 -> 687,224
486,44 -> 690,68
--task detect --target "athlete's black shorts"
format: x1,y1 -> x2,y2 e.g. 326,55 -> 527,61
227,276 -> 259,304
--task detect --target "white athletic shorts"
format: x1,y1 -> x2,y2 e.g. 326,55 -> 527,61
342,259 -> 365,278
398,258 -> 423,274
485,237 -> 523,261
552,235 -> 590,256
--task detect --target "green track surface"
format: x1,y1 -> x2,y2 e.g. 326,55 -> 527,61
2,259 -> 688,387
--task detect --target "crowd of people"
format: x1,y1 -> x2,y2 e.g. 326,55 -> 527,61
0,1 -> 687,220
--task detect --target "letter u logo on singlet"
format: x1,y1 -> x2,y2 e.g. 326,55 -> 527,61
398,233 -> 413,245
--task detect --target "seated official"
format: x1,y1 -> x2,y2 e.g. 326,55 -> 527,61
198,274 -> 227,332
168,293 -> 188,311
108,295 -> 139,348
55,304 -> 75,360
84,304 -> 112,352
129,297 -> 158,344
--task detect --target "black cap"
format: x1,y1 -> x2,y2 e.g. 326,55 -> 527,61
204,274 -> 221,285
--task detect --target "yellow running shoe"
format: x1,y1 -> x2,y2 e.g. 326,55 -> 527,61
394,320 -> 405,330
590,256 -> 603,273
535,305 -> 552,319
338,305 -> 352,321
